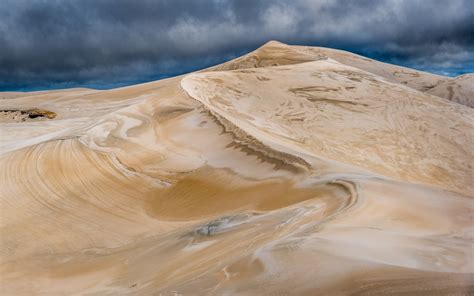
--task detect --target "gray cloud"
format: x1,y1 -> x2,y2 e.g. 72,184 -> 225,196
1,0 -> 473,90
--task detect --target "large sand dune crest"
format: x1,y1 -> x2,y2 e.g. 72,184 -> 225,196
1,41 -> 473,295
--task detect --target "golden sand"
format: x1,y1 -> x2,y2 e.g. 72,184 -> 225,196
1,41 -> 473,295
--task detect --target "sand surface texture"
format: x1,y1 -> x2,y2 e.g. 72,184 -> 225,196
1,41 -> 473,295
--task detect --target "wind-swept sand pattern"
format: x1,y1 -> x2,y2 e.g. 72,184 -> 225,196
182,58 -> 473,195
1,42 -> 473,295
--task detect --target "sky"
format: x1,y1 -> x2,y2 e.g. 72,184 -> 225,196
1,0 -> 473,91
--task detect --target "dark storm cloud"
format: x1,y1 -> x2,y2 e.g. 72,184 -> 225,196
1,0 -> 473,90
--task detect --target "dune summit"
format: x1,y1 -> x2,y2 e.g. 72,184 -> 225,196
0,41 -> 473,295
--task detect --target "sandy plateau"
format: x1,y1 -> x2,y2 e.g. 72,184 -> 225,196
0,41 -> 473,295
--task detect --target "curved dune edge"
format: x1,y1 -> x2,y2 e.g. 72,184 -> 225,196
1,42 -> 473,295
181,59 -> 473,195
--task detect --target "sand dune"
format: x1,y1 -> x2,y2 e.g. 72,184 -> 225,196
1,41 -> 473,295
212,41 -> 472,107
427,74 -> 474,107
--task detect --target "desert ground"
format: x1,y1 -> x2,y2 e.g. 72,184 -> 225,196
0,41 -> 473,295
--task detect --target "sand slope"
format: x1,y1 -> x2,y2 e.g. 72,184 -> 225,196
427,74 -> 474,107
213,41 -> 472,107
183,58 -> 473,195
0,41 -> 473,295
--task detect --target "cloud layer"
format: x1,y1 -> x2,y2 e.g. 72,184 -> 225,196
1,0 -> 473,90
